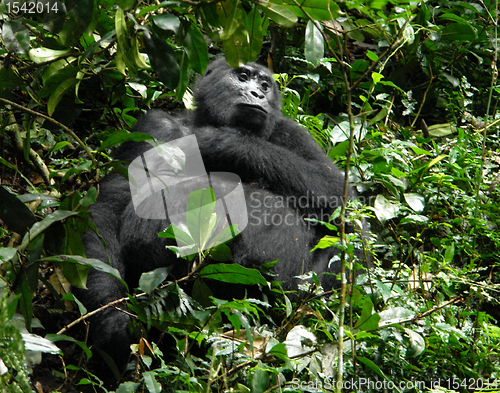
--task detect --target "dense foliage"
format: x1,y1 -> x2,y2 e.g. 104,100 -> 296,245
1,0 -> 500,392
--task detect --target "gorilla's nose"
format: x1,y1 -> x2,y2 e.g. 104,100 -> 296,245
250,90 -> 265,99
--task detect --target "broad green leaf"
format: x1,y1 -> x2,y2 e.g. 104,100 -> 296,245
184,23 -> 209,74
366,50 -> 379,61
116,382 -> 141,393
132,36 -> 149,69
404,193 -> 425,213
373,195 -> 400,223
115,7 -> 136,72
139,267 -> 170,294
143,371 -> 162,393
439,13 -> 473,26
426,154 -> 448,170
220,0 -> 242,40
427,123 -> 458,137
223,25 -> 251,66
248,7 -> 267,60
186,187 -> 217,249
357,297 -> 374,326
208,243 -> 233,262
310,235 -> 340,251
400,214 -> 428,224
403,328 -> 425,357
0,247 -> 17,262
115,0 -> 134,10
441,23 -> 477,42
29,47 -> 71,63
21,210 -> 77,247
444,243 -> 455,264
199,264 -> 267,285
44,255 -> 125,289
22,332 -> 61,354
152,14 -> 181,33
378,307 -> 414,327
357,356 -> 388,380
0,186 -> 37,236
48,77 -> 78,116
372,72 -> 384,84
98,131 -> 154,151
2,20 -> 30,54
305,20 -> 324,65
410,146 -> 432,156
259,2 -> 297,28
278,0 -> 340,21
143,31 -> 180,89
355,297 -> 381,331
0,68 -> 24,95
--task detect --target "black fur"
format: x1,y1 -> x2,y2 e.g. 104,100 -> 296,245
74,58 -> 355,371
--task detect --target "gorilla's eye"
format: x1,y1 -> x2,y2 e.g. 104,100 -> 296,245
261,81 -> 269,91
238,72 -> 250,82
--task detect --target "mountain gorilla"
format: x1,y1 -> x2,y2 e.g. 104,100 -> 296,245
74,58 -> 359,371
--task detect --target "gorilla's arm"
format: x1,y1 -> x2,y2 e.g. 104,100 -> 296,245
193,121 -> 349,211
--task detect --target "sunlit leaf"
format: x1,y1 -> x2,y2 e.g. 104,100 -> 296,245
259,2 -> 297,27
305,20 -> 324,65
199,264 -> 267,285
374,195 -> 400,223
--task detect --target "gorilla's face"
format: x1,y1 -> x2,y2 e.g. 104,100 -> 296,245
194,59 -> 280,138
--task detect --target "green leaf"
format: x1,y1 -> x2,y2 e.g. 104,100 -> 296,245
404,193 -> 425,213
115,0 -> 134,10
219,0 -> 242,40
248,7 -> 266,60
441,23 -> 476,42
115,7 -> 136,73
279,0 -> 341,21
0,186 -> 37,236
223,25 -> 251,66
427,123 -> 458,137
22,332 -> 61,354
355,297 -> 381,331
410,146 -> 432,156
143,31 -> 180,89
378,307 -> 414,328
305,20 -> 324,65
357,356 -> 388,380
45,255 -> 125,289
0,247 -> 17,262
186,188 -> 217,249
48,77 -> 78,116
444,243 -> 455,264
152,14 -> 181,33
373,195 -> 400,223
199,264 -> 267,285
259,2 -> 297,28
98,130 -> 154,151
143,371 -> 162,393
208,243 -> 233,262
2,20 -> 30,54
116,382 -> 141,393
403,328 -> 425,357
371,71 -> 384,84
183,23 -> 209,74
439,13 -> 474,26
311,235 -> 340,251
29,47 -> 71,64
139,267 -> 170,294
366,50 -> 379,61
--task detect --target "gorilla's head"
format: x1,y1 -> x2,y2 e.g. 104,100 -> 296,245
193,59 -> 281,138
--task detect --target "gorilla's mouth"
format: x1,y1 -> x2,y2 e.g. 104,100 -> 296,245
239,103 -> 268,114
